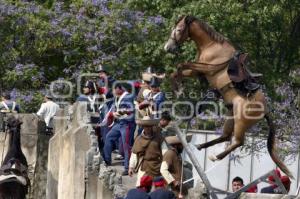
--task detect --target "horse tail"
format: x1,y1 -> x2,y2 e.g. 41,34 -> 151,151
265,113 -> 293,179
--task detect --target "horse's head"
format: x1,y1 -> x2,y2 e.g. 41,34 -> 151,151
6,116 -> 22,132
164,15 -> 196,54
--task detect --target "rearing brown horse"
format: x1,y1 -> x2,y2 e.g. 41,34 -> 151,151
164,16 -> 293,178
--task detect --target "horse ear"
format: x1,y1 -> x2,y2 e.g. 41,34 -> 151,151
185,15 -> 196,25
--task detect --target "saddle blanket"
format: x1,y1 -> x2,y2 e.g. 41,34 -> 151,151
0,174 -> 27,185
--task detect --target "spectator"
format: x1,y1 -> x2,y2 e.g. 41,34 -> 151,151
36,93 -> 59,135
246,185 -> 258,193
0,92 -> 20,113
159,111 -> 175,137
150,176 -> 176,199
103,83 -> 136,176
95,65 -> 116,158
135,67 -> 153,136
136,67 -> 153,104
77,80 -> 98,112
129,115 -> 168,186
125,175 -> 152,199
261,175 -> 291,194
139,77 -> 165,119
232,176 -> 244,192
161,136 -> 186,198
96,64 -> 115,100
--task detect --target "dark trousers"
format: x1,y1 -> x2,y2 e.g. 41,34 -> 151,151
103,121 -> 136,171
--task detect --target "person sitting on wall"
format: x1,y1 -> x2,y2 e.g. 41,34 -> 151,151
149,176 -> 176,199
125,175 -> 153,199
0,92 -> 20,113
36,93 -> 60,135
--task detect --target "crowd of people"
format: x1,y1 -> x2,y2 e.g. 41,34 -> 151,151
0,65 -> 293,199
80,65 -> 189,198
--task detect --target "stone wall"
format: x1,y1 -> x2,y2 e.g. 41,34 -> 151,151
46,103 -> 92,199
2,108 -> 296,199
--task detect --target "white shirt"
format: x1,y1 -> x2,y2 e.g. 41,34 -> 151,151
37,100 -> 59,128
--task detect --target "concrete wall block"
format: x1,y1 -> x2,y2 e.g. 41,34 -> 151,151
239,193 -> 294,199
46,124 -> 62,199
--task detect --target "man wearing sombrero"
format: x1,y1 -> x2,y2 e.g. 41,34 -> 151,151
128,115 -> 168,187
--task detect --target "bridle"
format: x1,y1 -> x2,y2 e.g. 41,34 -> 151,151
169,17 -> 195,48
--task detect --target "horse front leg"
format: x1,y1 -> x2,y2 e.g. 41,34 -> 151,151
170,71 -> 184,98
209,124 -> 246,162
171,66 -> 200,98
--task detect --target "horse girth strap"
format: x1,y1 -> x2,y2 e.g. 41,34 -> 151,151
193,57 -> 232,67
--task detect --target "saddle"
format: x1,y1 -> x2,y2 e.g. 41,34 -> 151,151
0,158 -> 29,186
227,52 -> 262,95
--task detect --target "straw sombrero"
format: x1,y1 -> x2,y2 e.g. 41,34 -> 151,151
165,136 -> 181,145
142,72 -> 153,82
136,115 -> 160,126
165,134 -> 193,145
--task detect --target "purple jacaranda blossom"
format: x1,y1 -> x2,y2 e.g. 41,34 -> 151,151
148,16 -> 164,25
16,17 -> 27,26
15,64 -> 24,75
120,21 -> 133,29
31,76 -> 38,81
10,89 -> 19,100
92,0 -> 101,6
54,2 -> 63,14
87,45 -> 98,52
61,29 -> 72,37
63,68 -> 72,74
23,93 -> 33,102
51,19 -> 59,27
101,6 -> 110,15
92,59 -> 101,66
142,27 -> 148,34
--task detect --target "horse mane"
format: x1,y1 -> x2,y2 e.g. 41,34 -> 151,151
176,15 -> 226,43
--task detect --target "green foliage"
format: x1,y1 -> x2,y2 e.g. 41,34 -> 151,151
0,0 -> 299,114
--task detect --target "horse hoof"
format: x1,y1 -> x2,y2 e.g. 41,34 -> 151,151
208,155 -> 218,162
195,144 -> 203,150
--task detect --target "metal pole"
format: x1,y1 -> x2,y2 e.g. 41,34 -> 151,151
173,123 -> 218,199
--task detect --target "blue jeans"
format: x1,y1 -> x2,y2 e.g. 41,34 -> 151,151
103,121 -> 136,171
